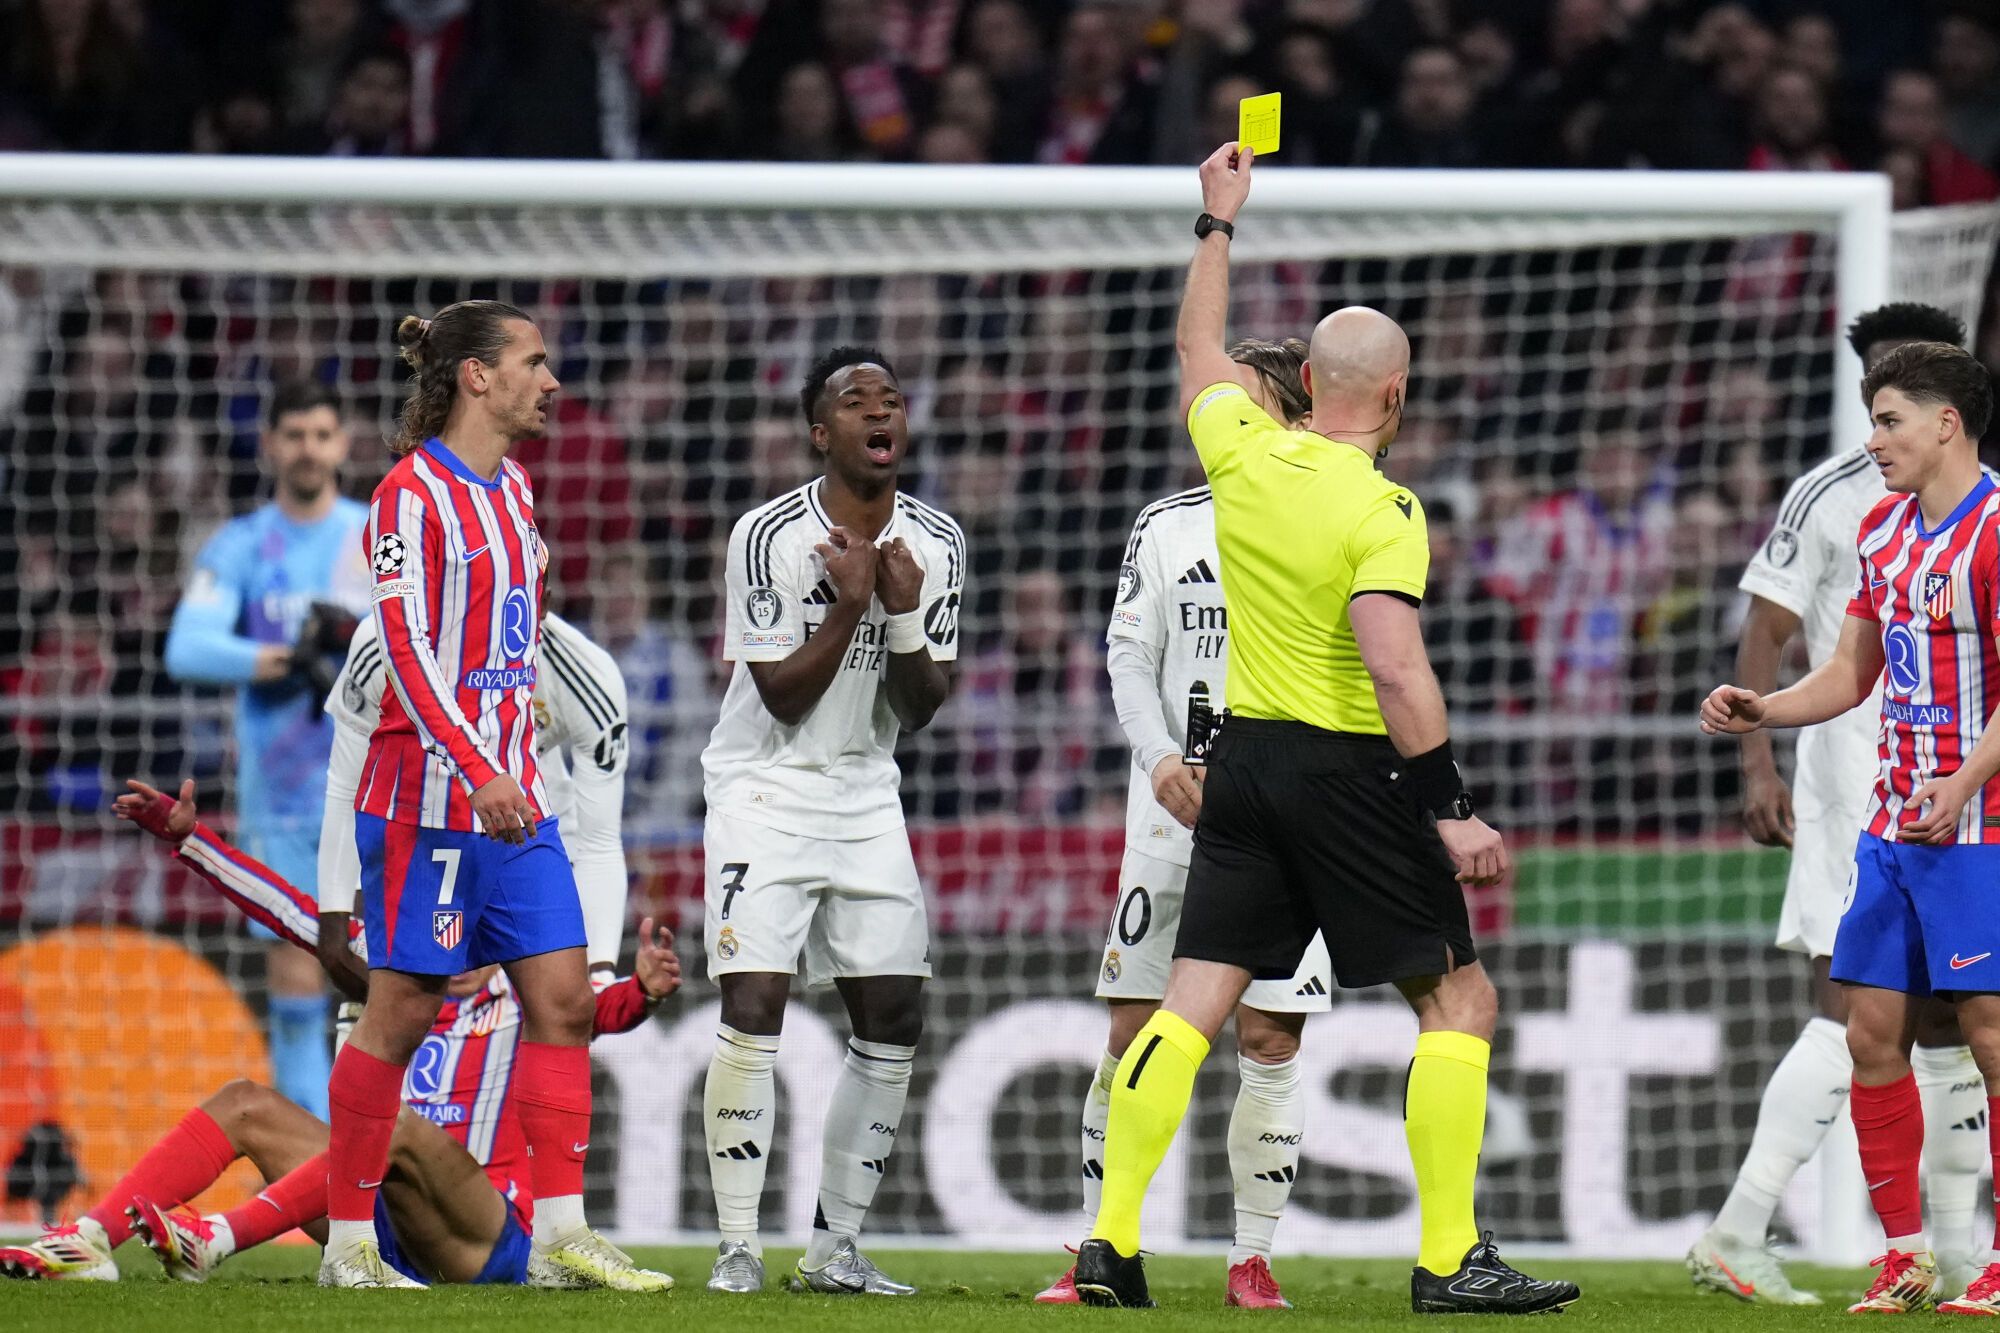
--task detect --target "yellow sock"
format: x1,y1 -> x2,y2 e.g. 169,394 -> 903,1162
1406,1029 -> 1490,1275
1089,1010 -> 1210,1256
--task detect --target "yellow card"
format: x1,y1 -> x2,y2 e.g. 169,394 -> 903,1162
1238,92 -> 1281,157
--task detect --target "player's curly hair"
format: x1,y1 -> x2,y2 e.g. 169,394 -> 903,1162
1861,340 -> 1995,440
392,299 -> 531,454
1847,302 -> 1967,362
800,344 -> 898,426
1228,337 -> 1312,426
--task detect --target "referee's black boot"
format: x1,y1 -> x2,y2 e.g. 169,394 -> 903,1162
1411,1232 -> 1580,1315
1074,1238 -> 1154,1309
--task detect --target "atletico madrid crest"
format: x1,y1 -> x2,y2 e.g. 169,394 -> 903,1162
433,910 -> 463,950
1924,572 -> 1956,621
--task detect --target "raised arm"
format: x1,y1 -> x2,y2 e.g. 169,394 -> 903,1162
1176,143 -> 1259,421
164,531 -> 292,685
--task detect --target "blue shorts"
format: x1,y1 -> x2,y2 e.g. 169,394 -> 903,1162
374,1189 -> 531,1285
1830,833 -> 2000,996
239,821 -> 320,941
356,814 -> 585,974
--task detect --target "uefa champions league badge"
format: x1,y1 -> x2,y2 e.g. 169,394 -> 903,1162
717,926 -> 739,961
1102,949 -> 1121,984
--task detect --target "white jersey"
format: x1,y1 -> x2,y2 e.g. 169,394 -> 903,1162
1108,488 -> 1226,866
702,479 -> 965,841
1738,448 -> 1885,809
325,611 -> 631,958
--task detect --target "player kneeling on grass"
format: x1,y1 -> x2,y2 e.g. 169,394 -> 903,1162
1701,342 -> 2000,1317
1038,337 -> 1328,1312
0,779 -> 679,1289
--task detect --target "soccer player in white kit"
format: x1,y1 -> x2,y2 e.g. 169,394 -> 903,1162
1036,339 -> 1331,1311
699,347 -> 962,1297
1689,304 -> 1988,1304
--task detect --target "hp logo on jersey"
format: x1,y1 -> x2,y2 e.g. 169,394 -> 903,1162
1885,621 -> 1924,696
502,587 -> 533,659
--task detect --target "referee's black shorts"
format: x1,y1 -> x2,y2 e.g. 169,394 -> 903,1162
1174,716 -> 1476,990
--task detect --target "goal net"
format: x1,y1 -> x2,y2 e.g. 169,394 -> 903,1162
0,159 -> 1994,1260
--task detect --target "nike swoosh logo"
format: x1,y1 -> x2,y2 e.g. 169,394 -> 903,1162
1814,1116 -> 1837,1125
1952,953 -> 1993,970
572,1143 -> 589,1154
1708,1254 -> 1755,1297
357,1178 -> 384,1190
1869,1177 -> 1895,1191
456,544 -> 489,562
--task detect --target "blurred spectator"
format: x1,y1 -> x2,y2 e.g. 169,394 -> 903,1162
932,63 -> 999,160
956,566 -> 1110,818
191,84 -> 286,155
764,62 -> 863,160
1935,5 -> 2000,164
1357,45 -> 1487,167
1487,424 -> 1674,708
1037,2 -> 1158,165
818,0 -> 925,157
1878,69 -> 2000,205
1270,21 -> 1366,165
295,43 -> 413,155
590,548 -> 717,831
1746,64 -> 1846,172
381,0 -> 475,153
276,0 -> 372,132
1421,498 -> 1527,714
963,0 -> 1053,160
2,0 -> 184,151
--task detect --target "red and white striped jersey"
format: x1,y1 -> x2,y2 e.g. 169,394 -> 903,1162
358,439 -> 551,829
1845,476 -> 2000,843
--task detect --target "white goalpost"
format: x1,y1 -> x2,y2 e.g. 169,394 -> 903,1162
0,155 -> 1994,1259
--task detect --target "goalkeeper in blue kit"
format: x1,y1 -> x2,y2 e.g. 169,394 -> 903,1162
164,382 -> 370,1118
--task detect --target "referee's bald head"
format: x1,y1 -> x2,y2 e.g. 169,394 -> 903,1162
1305,307 -> 1411,448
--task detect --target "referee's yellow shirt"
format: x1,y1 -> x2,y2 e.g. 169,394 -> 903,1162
1187,380 -> 1430,736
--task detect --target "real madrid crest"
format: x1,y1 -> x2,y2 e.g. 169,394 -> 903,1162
716,926 -> 739,961
1102,949 -> 1122,984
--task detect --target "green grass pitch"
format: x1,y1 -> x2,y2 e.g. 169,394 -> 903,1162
0,1244 -> 1887,1330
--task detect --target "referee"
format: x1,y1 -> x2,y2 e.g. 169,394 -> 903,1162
1073,143 -> 1580,1316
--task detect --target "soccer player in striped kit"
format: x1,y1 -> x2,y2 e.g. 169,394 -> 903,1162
323,300 -> 664,1290
1702,342 -> 2000,1315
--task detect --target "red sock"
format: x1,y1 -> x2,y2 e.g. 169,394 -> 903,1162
514,1042 -> 591,1201
222,1153 -> 328,1252
1852,1074 -> 1926,1242
1988,1096 -> 2000,1257
326,1044 -> 406,1223
86,1107 -> 235,1246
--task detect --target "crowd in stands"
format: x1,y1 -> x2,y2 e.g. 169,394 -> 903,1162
4,0 -> 2000,857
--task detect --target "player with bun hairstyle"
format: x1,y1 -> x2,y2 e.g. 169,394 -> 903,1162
321,302 -> 668,1291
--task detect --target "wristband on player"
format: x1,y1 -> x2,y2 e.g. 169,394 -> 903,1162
885,608 -> 927,654
1397,741 -> 1471,818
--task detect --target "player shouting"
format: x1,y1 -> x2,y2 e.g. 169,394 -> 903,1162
0,778 -> 677,1287
1689,303 -> 1989,1305
1701,342 -> 2000,1315
698,347 -> 962,1296
325,300 -> 662,1290
1038,338 -> 1331,1311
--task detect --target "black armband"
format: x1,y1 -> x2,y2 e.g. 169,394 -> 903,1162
1395,741 -> 1468,816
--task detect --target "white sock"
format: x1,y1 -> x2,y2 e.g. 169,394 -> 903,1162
1915,1043 -> 1986,1276
805,1037 -> 916,1269
1080,1048 -> 1118,1225
1712,1015 -> 1851,1245
1888,1232 -> 1928,1256
532,1194 -> 586,1248
1227,1051 -> 1303,1269
325,1217 -> 374,1255
704,1025 -> 780,1259
205,1214 -> 237,1260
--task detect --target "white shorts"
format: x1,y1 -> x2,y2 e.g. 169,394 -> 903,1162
1776,788 -> 1866,958
1095,847 -> 1333,1012
703,810 -> 931,988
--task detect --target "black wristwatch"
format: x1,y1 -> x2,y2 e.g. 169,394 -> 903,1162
1195,213 -> 1235,241
1434,791 -> 1475,822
